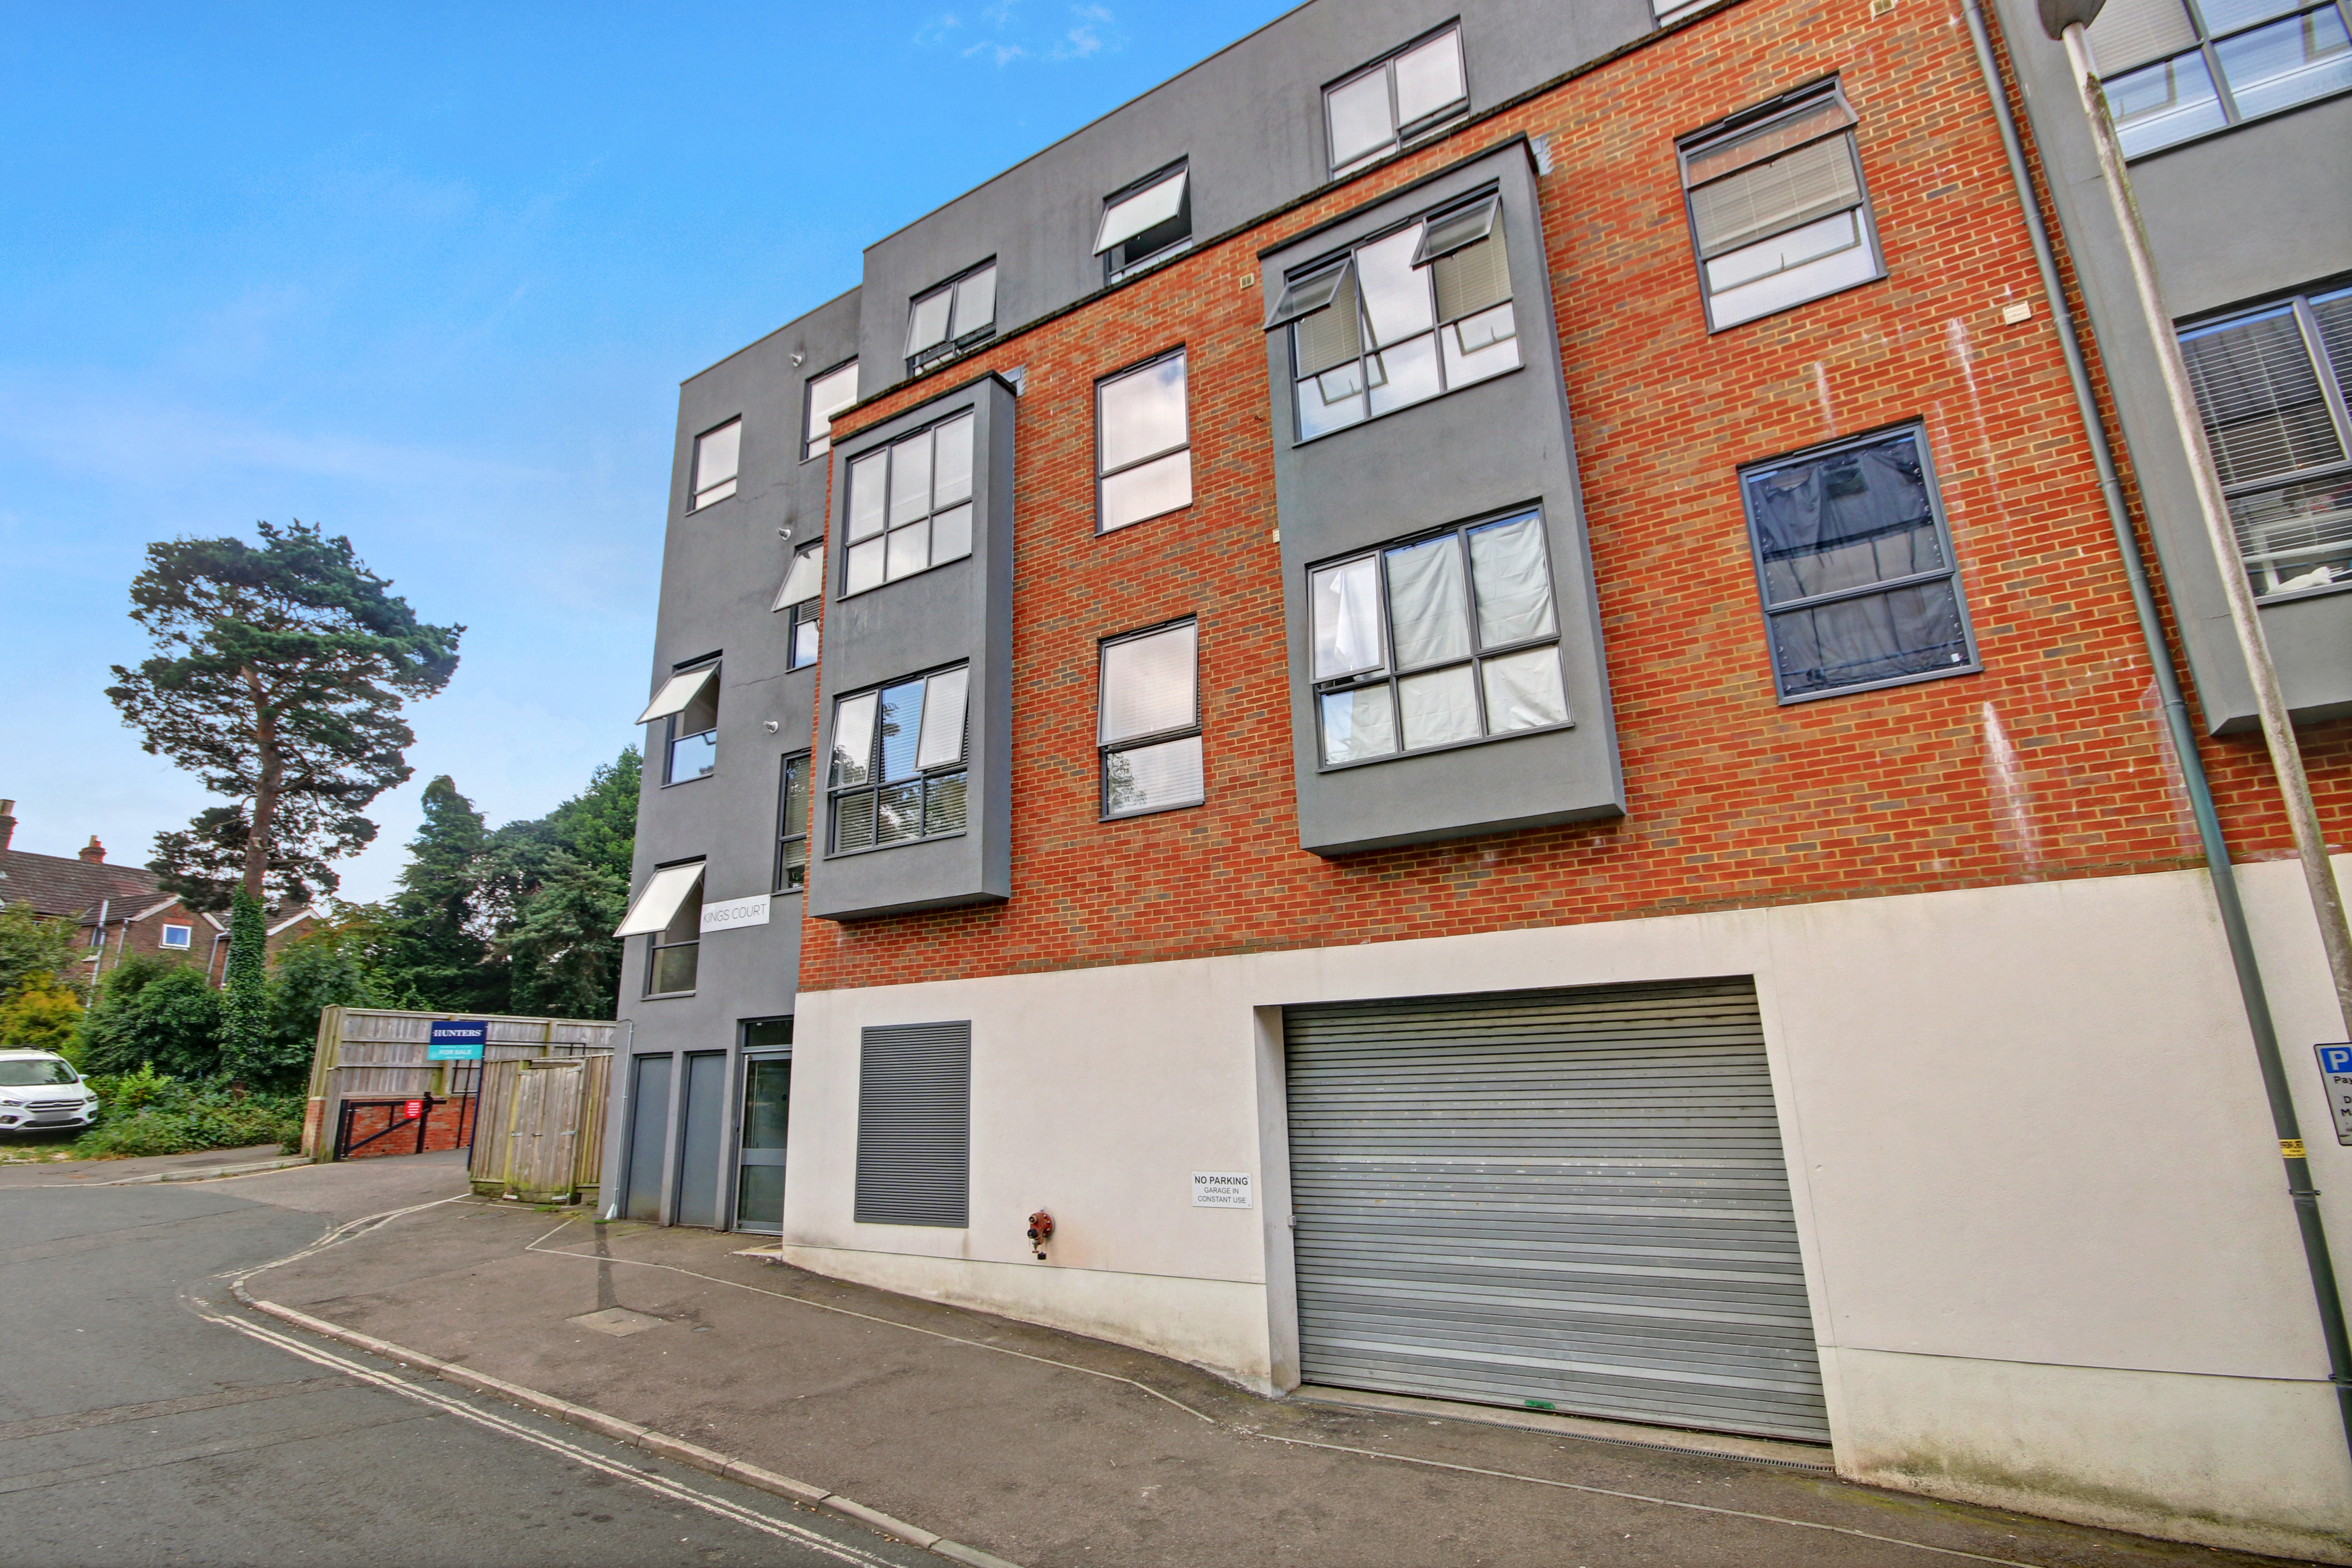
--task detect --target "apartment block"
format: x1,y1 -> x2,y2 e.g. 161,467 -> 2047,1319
606,0 -> 2352,1553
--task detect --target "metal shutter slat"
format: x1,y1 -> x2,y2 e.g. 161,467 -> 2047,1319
1285,979 -> 1828,1443
854,1022 -> 971,1228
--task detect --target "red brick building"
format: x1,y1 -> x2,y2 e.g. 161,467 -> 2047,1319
609,0 -> 2352,1552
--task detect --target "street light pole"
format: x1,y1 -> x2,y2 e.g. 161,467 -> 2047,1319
2041,6 -> 2352,1044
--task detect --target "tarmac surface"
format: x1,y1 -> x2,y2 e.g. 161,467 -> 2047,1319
0,1149 -> 935,1568
226,1155 -> 2322,1568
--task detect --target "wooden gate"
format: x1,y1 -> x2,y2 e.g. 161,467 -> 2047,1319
470,1054 -> 612,1203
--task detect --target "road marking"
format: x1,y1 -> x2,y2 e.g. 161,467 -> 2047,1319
0,1376 -> 353,1443
194,1306 -> 908,1568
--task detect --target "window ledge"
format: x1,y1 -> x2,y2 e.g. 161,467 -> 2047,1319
642,989 -> 698,1001
660,775 -> 714,789
1108,240 -> 1194,285
1100,797 -> 1208,823
688,494 -> 735,514
2254,578 -> 2352,609
1774,659 -> 1982,706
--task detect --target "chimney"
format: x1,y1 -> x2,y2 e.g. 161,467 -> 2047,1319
79,836 -> 105,864
0,801 -> 13,853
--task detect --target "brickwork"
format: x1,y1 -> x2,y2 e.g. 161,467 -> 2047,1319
339,1094 -> 476,1159
798,0 -> 2350,994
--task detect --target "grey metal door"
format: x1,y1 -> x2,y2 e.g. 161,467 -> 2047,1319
1283,978 -> 1828,1442
675,1052 -> 727,1229
622,1054 -> 671,1222
734,1055 -> 790,1234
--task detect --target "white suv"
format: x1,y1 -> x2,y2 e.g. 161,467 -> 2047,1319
0,1050 -> 99,1132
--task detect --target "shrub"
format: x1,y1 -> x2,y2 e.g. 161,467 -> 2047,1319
78,958 -> 222,1078
0,979 -> 82,1055
74,1069 -> 303,1158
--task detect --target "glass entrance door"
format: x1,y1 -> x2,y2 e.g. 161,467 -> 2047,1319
735,1054 -> 790,1233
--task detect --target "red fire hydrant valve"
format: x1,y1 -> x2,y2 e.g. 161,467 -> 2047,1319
1026,1209 -> 1054,1261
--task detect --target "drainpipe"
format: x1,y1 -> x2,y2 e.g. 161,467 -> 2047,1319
1960,0 -> 2352,1457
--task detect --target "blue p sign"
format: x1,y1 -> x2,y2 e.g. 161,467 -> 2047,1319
2320,1045 -> 2352,1076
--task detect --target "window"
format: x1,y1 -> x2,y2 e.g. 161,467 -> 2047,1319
906,263 -> 998,371
1097,352 -> 1191,531
691,419 -> 741,510
1099,621 -> 1204,817
843,413 -> 975,594
2179,285 -> 2352,598
635,661 -> 720,783
1325,27 -> 1468,176
776,753 -> 813,892
2089,0 -> 2351,156
1268,190 -> 1520,441
615,862 -> 706,996
1311,511 -> 1569,766
1739,424 -> 1978,701
854,1021 -> 970,1227
1655,0 -> 1715,23
772,542 -> 826,669
159,923 -> 192,949
1095,163 -> 1191,280
829,666 -> 971,854
1678,83 -> 1881,333
804,360 -> 860,461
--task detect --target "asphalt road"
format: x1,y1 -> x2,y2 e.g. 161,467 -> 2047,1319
0,1155 -> 934,1568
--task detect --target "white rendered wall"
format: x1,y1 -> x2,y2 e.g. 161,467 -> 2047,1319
783,856 -> 2352,1558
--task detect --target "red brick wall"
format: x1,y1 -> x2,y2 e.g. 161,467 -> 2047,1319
339,1095 -> 476,1159
798,0 -> 2349,994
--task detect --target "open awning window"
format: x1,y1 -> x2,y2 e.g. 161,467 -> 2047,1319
1264,258 -> 1356,332
613,863 -> 705,938
1094,167 -> 1188,255
1411,195 -> 1498,265
634,665 -> 717,726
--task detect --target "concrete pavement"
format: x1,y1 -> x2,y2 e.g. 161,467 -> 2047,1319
237,1163 -> 2324,1568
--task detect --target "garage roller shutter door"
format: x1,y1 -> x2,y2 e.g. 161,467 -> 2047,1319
1284,979 -> 1827,1442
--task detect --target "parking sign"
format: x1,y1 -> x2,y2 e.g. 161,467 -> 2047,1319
2315,1044 -> 2352,1145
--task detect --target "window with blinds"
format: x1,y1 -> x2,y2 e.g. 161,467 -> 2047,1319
828,665 -> 971,854
1266,188 -> 1521,442
1310,510 -> 1569,766
2087,0 -> 2352,157
1678,82 -> 1883,332
854,1022 -> 971,1228
2180,285 -> 2352,598
1099,619 -> 1203,817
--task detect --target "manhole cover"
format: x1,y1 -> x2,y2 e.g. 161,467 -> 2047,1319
567,1307 -> 664,1337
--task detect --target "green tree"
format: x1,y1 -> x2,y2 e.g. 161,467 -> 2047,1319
381,775 -> 503,1011
0,980 -> 82,1053
0,900 -> 81,1002
106,520 -> 462,913
219,889 -> 269,1083
260,927 -> 385,1091
479,748 -> 639,1020
78,956 -> 223,1078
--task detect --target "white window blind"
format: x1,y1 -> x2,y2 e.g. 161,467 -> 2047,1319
615,863 -> 706,937
634,664 -> 717,725
1095,168 -> 1188,254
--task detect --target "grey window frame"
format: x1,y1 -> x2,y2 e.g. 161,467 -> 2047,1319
1097,161 -> 1192,282
840,409 -> 977,597
775,540 -> 825,670
825,663 -> 972,859
775,752 -> 812,894
1323,23 -> 1470,178
1270,185 -> 1523,445
1737,421 -> 1982,704
1309,506 -> 1572,772
906,260 -> 999,373
802,358 -> 860,462
2089,0 -> 2352,157
159,922 -> 192,949
1676,79 -> 1886,334
690,417 -> 741,511
662,658 -> 720,786
2178,280 -> 2352,601
1095,347 -> 1192,534
1098,617 -> 1205,820
641,861 -> 705,999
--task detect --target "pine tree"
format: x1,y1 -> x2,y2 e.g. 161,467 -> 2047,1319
383,775 -> 504,1010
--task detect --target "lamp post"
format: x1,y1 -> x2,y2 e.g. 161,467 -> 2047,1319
2036,0 -> 2352,1450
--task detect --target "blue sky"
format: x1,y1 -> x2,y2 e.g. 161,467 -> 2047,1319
0,0 -> 1289,899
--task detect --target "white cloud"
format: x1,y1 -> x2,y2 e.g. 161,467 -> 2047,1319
923,1 -> 1117,66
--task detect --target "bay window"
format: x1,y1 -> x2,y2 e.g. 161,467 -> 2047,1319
830,667 -> 971,853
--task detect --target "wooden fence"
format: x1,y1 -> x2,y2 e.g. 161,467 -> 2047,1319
303,1007 -> 618,1204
